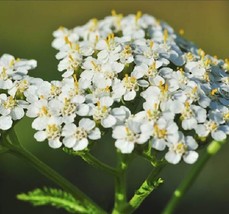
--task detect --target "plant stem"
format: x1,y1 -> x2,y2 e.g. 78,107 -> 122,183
77,152 -> 118,176
124,163 -> 165,214
112,151 -> 128,214
3,130 -> 107,214
161,140 -> 226,214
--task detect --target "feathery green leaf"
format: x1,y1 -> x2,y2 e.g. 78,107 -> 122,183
17,187 -> 88,213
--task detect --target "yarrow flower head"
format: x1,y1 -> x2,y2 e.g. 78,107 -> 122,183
1,11 -> 228,165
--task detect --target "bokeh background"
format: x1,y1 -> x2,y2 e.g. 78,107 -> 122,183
0,1 -> 229,214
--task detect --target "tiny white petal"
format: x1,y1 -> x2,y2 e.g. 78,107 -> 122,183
32,117 -> 48,131
63,136 -> 76,148
101,115 -> 116,128
186,136 -> 198,150
115,139 -> 134,154
77,104 -> 90,116
182,118 -> 197,130
183,151 -> 199,164
165,151 -> 181,164
73,138 -> 89,151
79,118 -> 95,131
211,130 -> 226,141
62,123 -> 76,136
124,90 -> 136,101
34,131 -> 47,142
152,139 -> 166,151
72,95 -> 85,104
48,138 -> 62,148
88,128 -> 101,140
112,126 -> 126,139
0,116 -> 13,130
195,125 -> 208,137
11,107 -> 24,120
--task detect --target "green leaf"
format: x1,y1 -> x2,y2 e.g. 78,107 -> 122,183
17,187 -> 88,213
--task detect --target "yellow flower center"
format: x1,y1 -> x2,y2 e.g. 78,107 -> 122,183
46,124 -> 61,140
3,96 -> 16,109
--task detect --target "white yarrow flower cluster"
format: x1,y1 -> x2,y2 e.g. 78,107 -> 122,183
1,11 -> 228,165
0,54 -> 37,131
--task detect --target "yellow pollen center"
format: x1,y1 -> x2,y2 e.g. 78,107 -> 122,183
0,68 -> 8,79
47,124 -> 60,139
149,41 -> 154,49
163,29 -> 168,43
174,143 -> 187,154
159,82 -> 168,93
40,106 -> 49,116
192,86 -> 198,93
211,88 -> 218,96
135,11 -> 142,22
91,61 -> 100,71
198,49 -> 205,60
3,96 -> 16,109
223,113 -> 229,121
64,36 -> 72,48
154,124 -> 167,139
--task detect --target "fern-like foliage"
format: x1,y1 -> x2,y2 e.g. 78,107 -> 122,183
17,187 -> 88,213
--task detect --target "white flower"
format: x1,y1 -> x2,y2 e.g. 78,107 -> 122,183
131,61 -> 164,88
165,132 -> 199,164
112,115 -> 152,153
180,102 -> 207,130
151,117 -> 179,151
34,117 -> 62,148
27,99 -> 57,131
62,118 -> 101,151
119,74 -> 139,101
96,34 -> 122,63
110,106 -> 131,126
90,96 -> 116,128
58,53 -> 82,77
52,27 -> 79,50
0,94 -> 25,120
195,120 -> 228,141
184,82 -> 211,108
0,54 -> 37,90
143,100 -> 174,122
118,45 -> 134,65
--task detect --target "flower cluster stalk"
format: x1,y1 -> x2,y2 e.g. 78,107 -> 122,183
112,151 -> 128,214
75,151 -> 117,176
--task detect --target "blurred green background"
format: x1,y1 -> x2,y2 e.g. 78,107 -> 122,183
0,1 -> 229,214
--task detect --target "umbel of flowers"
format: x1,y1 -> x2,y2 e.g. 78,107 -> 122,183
0,11 -> 228,166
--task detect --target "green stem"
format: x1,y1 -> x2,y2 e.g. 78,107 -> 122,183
78,152 -> 118,176
134,150 -> 158,166
3,131 -> 106,214
162,140 -> 226,214
112,151 -> 128,214
124,163 -> 165,214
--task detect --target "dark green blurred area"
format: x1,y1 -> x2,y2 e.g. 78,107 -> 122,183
0,1 -> 229,214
